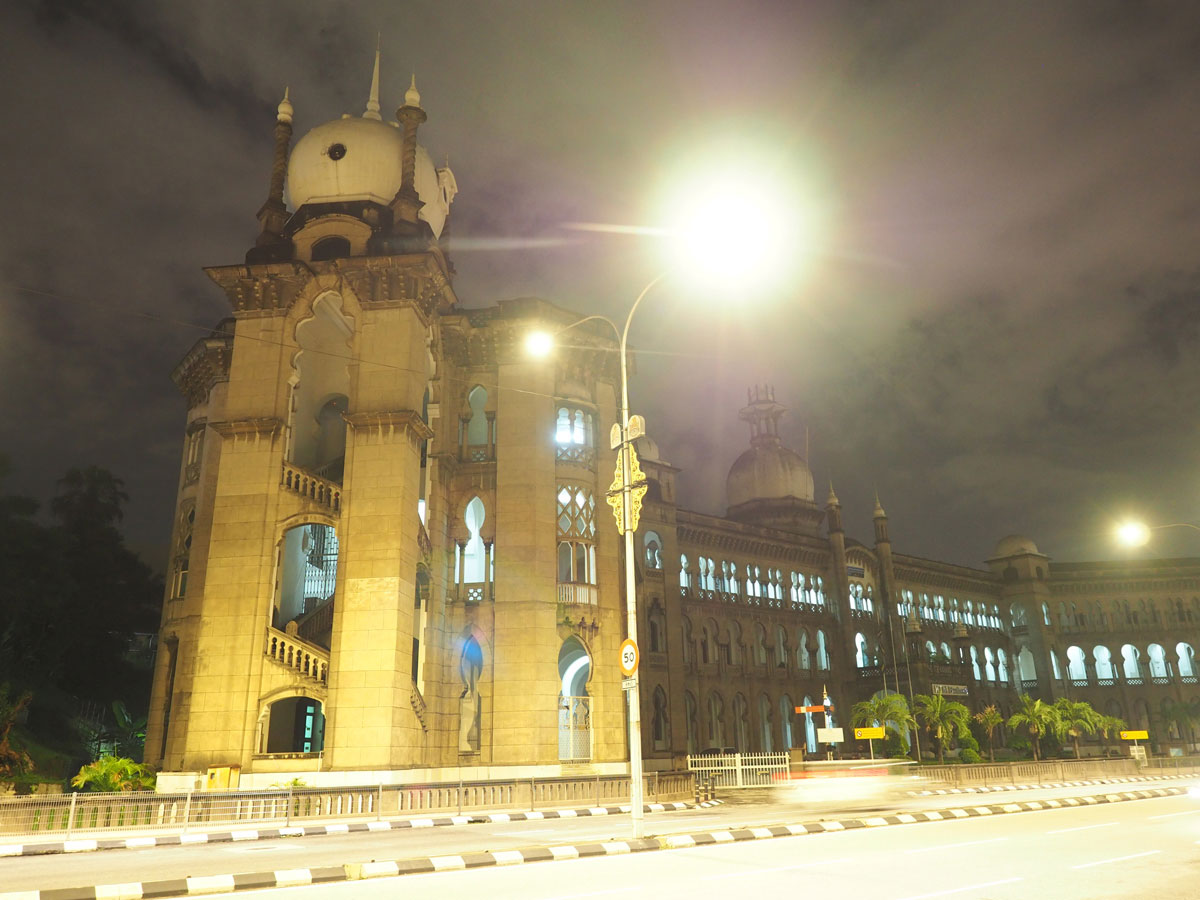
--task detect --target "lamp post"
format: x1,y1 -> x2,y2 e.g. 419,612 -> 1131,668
527,273 -> 665,840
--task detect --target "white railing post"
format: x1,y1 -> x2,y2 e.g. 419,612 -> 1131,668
735,753 -> 744,788
182,789 -> 193,835
66,792 -> 78,839
376,783 -> 383,822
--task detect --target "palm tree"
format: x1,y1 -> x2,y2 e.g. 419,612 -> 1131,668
851,692 -> 917,758
973,705 -> 1004,763
71,756 -> 155,793
1053,698 -> 1102,759
1160,698 -> 1200,750
914,694 -> 970,763
1096,714 -> 1127,756
1007,694 -> 1058,761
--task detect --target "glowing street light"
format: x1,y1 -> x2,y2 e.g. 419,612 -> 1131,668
1115,520 -> 1200,548
531,170 -> 800,839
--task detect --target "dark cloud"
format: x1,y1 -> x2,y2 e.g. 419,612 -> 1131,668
3,0 -> 1200,570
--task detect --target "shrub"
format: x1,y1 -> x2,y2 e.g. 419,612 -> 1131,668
958,733 -> 980,753
959,748 -> 982,764
71,756 -> 154,792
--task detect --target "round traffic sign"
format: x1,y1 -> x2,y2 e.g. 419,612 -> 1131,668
619,638 -> 639,677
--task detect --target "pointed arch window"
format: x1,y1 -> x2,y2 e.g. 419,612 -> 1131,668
555,405 -> 595,466
557,484 -> 597,590
461,386 -> 494,462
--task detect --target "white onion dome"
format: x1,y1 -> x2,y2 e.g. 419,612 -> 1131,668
726,441 -> 815,508
993,534 -> 1040,557
284,116 -> 452,238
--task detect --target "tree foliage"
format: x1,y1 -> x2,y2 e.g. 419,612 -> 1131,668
1053,698 -> 1102,759
1007,694 -> 1059,761
0,683 -> 33,777
913,694 -> 971,763
851,692 -> 917,758
71,756 -> 155,792
973,705 -> 1004,763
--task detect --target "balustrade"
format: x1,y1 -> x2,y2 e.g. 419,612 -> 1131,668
264,627 -> 329,685
280,462 -> 341,512
556,583 -> 597,607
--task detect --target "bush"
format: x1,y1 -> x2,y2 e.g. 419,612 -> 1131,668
959,748 -> 982,764
71,756 -> 154,792
883,731 -> 907,759
958,734 -> 980,753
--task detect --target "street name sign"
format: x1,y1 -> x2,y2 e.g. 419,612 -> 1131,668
621,677 -> 637,691
854,727 -> 885,740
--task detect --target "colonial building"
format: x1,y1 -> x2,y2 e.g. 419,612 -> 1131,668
145,56 -> 1200,784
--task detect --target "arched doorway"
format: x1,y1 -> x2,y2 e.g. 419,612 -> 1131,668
558,637 -> 591,760
264,696 -> 324,754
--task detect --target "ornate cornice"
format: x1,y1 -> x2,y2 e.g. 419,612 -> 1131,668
210,417 -> 285,440
336,252 -> 457,321
172,334 -> 233,408
204,262 -> 309,315
343,409 -> 434,442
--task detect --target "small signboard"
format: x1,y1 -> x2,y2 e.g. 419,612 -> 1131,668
621,677 -> 637,692
817,727 -> 844,743
932,683 -> 969,697
846,565 -> 865,578
619,639 -> 639,677
854,727 -> 885,740
1130,746 -> 1148,763
1120,730 -> 1149,741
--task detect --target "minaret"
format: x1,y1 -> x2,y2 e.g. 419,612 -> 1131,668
363,46 -> 382,120
255,88 -> 294,246
391,75 -> 427,229
825,482 -> 849,626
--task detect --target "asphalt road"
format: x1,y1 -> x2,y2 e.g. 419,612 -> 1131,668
230,792 -> 1200,900
3,780 -> 1196,894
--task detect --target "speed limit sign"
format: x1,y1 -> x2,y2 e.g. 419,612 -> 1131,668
619,638 -> 639,677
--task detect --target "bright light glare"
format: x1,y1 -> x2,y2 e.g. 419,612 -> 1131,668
1115,521 -> 1151,548
526,331 -> 554,357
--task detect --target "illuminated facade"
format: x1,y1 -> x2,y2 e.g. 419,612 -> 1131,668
145,59 -> 1200,784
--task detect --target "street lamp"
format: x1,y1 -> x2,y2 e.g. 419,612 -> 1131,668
528,273 -> 664,840
1115,520 -> 1200,548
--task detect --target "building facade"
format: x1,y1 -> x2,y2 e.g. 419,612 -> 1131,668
145,58 -> 1200,784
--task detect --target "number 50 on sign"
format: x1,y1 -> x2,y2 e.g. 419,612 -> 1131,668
619,639 -> 639,677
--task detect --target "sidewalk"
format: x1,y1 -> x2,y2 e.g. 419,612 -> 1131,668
0,783 -> 1188,900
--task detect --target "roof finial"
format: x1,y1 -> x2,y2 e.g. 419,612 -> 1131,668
874,490 -> 886,518
364,45 -> 382,120
404,73 -> 421,109
826,480 -> 839,505
276,86 -> 293,124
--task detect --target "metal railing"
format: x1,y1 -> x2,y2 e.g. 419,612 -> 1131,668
918,758 -> 1141,787
686,751 -> 790,788
0,771 -> 696,840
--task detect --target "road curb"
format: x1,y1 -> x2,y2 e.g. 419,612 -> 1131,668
0,802 -> 694,860
0,788 -> 1183,899
907,772 -> 1191,796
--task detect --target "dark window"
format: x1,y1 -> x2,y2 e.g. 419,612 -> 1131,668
311,236 -> 351,261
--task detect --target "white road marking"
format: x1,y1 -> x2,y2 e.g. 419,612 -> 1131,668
1046,822 -> 1119,834
905,837 -> 1008,854
892,877 -> 1023,900
1071,849 -> 1161,869
1149,809 -> 1200,820
545,889 -> 635,900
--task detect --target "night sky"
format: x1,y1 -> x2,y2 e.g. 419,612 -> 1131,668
4,1 -> 1200,572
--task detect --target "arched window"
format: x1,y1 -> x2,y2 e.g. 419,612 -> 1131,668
780,694 -> 795,749
263,696 -> 325,754
1148,644 -> 1169,678
643,531 -> 663,570
558,637 -> 592,761
758,694 -> 774,752
997,648 -> 1009,683
970,646 -> 981,681
463,386 -> 492,462
1121,644 -> 1142,681
681,616 -> 693,666
555,405 -> 595,465
684,692 -> 699,754
1050,649 -> 1063,681
754,623 -> 768,665
679,554 -> 692,591
732,693 -> 750,751
797,629 -> 811,670
1017,647 -> 1036,681
557,485 -> 596,586
706,691 -> 725,749
1066,645 -> 1088,683
310,236 -> 350,261
275,523 -> 339,630
461,497 -> 488,585
1177,642 -> 1196,678
1093,645 -> 1115,680
802,694 -> 817,753
459,638 -> 483,752
816,629 -> 830,671
774,624 -> 788,667
648,601 -> 666,653
855,633 -> 869,668
984,647 -> 997,682
728,621 -> 743,665
652,686 -> 670,750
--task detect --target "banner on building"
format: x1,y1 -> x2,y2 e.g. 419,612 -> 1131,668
932,683 -> 969,696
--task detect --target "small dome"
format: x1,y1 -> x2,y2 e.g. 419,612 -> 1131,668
727,444 -> 815,508
993,534 -> 1039,557
285,116 -> 451,237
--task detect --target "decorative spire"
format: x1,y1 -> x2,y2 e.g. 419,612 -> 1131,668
276,86 -> 293,124
826,481 -> 839,506
873,491 -> 886,518
404,73 -> 422,109
363,46 -> 382,120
